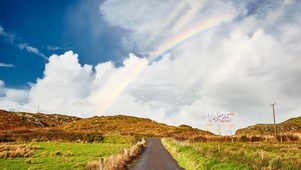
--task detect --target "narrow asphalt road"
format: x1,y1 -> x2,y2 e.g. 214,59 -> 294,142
129,138 -> 184,170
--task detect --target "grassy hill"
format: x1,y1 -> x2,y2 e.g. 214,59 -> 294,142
0,109 -> 80,131
235,116 -> 301,136
3,108 -> 299,142
59,114 -> 213,138
0,109 -> 213,142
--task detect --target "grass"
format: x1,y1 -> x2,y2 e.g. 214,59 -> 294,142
162,138 -> 251,170
0,135 -> 135,170
163,138 -> 301,170
86,138 -> 146,170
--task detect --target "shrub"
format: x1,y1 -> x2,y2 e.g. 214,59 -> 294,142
287,134 -> 299,141
240,135 -> 249,142
250,136 -> 262,142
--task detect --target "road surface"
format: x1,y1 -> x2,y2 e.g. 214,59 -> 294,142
129,138 -> 184,170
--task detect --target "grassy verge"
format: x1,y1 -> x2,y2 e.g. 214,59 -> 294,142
0,135 -> 135,170
86,138 -> 146,170
162,138 -> 251,170
163,138 -> 301,170
189,141 -> 301,170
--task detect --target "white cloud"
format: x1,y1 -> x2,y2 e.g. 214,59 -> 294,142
46,46 -> 60,51
1,0 -> 301,134
45,45 -> 72,51
0,25 -> 15,43
26,51 -> 94,116
0,25 -> 4,35
18,43 -> 48,60
0,25 -> 47,60
0,80 -> 29,111
0,63 -> 14,67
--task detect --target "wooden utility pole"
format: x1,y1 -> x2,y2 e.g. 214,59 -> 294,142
270,103 -> 276,136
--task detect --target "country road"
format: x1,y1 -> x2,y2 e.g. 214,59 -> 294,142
129,138 -> 184,170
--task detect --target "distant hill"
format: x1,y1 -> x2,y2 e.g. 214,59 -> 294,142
59,114 -> 212,137
0,109 -> 80,131
0,109 -> 213,142
235,116 -> 301,136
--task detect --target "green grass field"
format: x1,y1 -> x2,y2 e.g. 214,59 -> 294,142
162,138 -> 251,170
0,136 -> 135,170
162,138 -> 301,170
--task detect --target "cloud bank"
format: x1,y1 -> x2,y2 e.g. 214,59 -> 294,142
1,0 -> 301,134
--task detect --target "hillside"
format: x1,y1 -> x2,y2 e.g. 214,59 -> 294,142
0,109 -> 213,142
0,109 -> 81,131
60,114 -> 212,138
235,116 -> 301,136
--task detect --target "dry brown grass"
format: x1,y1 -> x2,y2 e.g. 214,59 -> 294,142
50,150 -> 61,156
0,109 -> 80,132
25,158 -> 32,164
0,144 -> 36,158
63,151 -> 73,157
61,115 -> 213,139
0,109 -> 214,143
86,138 -> 146,170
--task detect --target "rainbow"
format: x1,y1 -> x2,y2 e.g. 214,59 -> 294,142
97,13 -> 236,115
147,13 -> 235,63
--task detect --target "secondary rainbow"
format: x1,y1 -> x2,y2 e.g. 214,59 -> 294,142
97,13 -> 236,115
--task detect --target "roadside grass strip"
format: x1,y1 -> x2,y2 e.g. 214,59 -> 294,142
162,138 -> 251,170
0,135 -> 136,170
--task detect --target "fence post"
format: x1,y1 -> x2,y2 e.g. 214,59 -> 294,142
111,155 -> 114,169
100,158 -> 104,170
123,148 -> 127,156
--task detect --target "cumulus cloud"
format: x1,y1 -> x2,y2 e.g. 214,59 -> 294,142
0,80 -> 29,111
1,0 -> 301,134
97,0 -> 301,133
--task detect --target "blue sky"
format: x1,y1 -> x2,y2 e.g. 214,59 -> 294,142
0,0 -> 127,87
1,0 -> 301,134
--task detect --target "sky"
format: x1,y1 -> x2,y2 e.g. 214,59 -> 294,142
1,0 -> 301,135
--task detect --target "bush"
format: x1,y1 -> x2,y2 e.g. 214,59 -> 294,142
240,135 -> 249,142
85,133 -> 104,143
287,134 -> 299,141
250,136 -> 262,142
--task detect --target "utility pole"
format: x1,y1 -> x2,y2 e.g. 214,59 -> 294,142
270,103 -> 276,136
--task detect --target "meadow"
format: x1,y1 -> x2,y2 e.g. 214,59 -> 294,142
162,138 -> 301,170
0,135 -> 136,170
